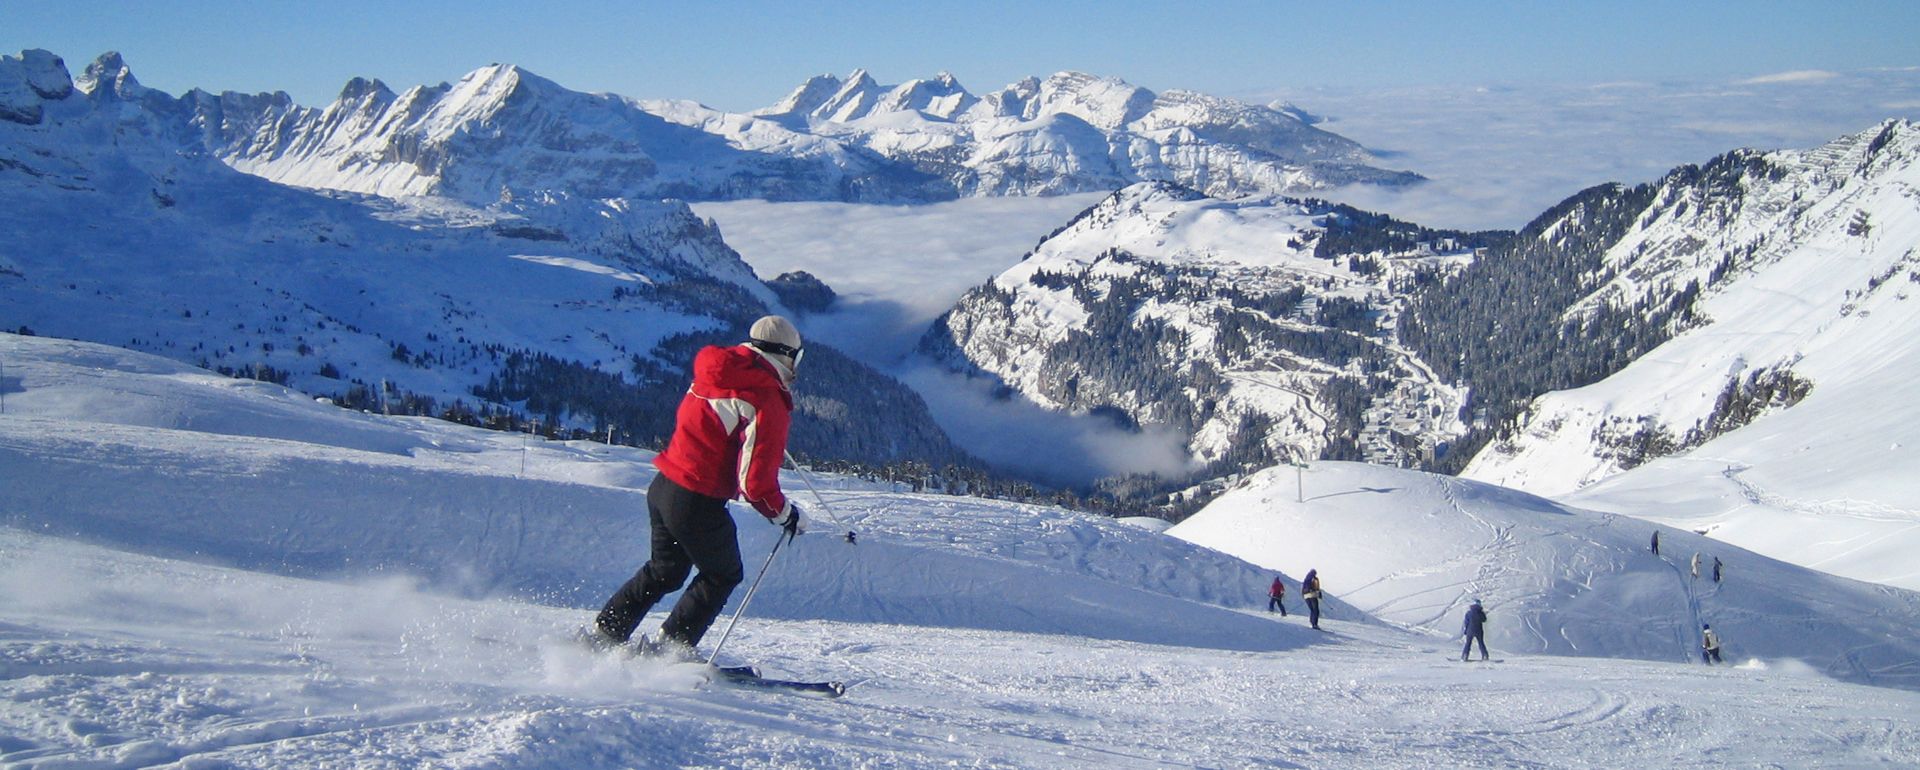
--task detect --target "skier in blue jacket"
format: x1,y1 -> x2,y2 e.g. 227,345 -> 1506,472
1461,599 -> 1489,661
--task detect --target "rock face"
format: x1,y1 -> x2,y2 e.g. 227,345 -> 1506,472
921,182 -> 1505,478
183,63 -> 1418,205
0,50 -> 973,468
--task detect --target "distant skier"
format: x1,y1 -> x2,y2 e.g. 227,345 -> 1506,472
1701,624 -> 1723,665
1650,530 -> 1660,556
1301,569 -> 1323,630
1712,556 -> 1723,583
1691,553 -> 1701,579
1461,599 -> 1489,662
589,316 -> 811,658
1267,575 -> 1288,616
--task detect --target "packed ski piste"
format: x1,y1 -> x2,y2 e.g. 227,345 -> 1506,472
4,330 -> 1920,767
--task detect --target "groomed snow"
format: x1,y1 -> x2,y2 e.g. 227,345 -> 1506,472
1169,461 -> 1920,690
7,529 -> 1919,768
4,334 -> 1919,766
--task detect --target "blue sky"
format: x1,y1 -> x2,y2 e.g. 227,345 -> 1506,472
4,0 -> 1917,110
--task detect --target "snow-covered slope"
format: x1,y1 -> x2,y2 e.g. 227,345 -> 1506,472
0,333 -> 1307,648
1169,461 -> 1920,690
922,182 -> 1500,478
12,530 -> 1920,768
0,49 -> 967,467
1447,121 -> 1920,588
751,69 -> 1422,198
7,334 -> 1920,767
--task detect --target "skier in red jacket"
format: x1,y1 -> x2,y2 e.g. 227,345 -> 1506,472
592,316 -> 811,657
1267,575 -> 1287,616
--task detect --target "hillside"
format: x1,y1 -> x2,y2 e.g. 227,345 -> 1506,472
1433,121 -> 1920,588
0,333 -> 1300,645
3,334 -> 1917,767
1413,121 -> 1920,477
920,182 -> 1505,483
0,49 -> 969,467
1169,461 -> 1920,690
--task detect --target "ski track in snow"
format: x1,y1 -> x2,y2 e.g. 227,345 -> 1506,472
4,530 -> 1919,769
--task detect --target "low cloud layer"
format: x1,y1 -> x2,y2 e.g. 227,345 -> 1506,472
900,364 -> 1197,487
694,194 -> 1105,352
1255,66 -> 1920,230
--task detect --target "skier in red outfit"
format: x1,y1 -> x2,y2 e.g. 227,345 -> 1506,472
592,316 -> 811,657
1267,575 -> 1288,616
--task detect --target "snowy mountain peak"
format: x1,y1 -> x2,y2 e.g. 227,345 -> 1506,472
756,73 -> 842,116
1030,70 -> 1156,128
874,72 -> 977,120
0,48 -> 74,125
74,50 -> 149,100
811,68 -> 885,122
337,75 -> 394,103
1267,100 -> 1321,125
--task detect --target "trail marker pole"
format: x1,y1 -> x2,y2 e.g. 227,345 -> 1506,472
1283,460 -> 1309,503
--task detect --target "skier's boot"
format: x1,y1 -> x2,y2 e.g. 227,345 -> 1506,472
633,634 -> 700,663
575,626 -> 626,654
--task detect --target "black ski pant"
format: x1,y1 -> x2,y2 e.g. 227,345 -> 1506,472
595,474 -> 745,650
1463,632 -> 1487,661
1703,647 -> 1722,665
1268,597 -> 1287,616
1305,597 -> 1321,629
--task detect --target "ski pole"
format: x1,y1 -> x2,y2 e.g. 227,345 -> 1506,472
784,450 -> 857,544
705,527 -> 792,666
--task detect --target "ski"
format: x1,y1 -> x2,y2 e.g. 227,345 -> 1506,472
712,664 -> 847,698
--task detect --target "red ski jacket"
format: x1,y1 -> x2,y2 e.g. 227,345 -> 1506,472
653,344 -> 794,518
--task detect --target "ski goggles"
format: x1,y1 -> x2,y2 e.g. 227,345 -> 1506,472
752,339 -> 805,367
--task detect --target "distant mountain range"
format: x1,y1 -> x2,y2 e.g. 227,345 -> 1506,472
182,59 -> 1417,204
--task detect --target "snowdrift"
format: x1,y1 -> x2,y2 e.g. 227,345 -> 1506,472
1169,461 -> 1920,689
0,333 -> 1313,652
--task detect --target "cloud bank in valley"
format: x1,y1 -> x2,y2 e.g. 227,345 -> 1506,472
899,365 -> 1197,487
1257,67 -> 1920,231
